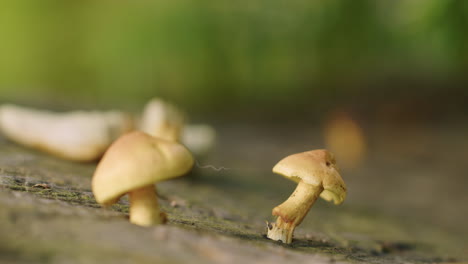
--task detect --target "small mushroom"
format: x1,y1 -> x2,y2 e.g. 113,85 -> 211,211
0,104 -> 133,161
139,98 -> 185,142
266,149 -> 346,244
138,98 -> 217,157
92,131 -> 194,226
182,124 -> 217,157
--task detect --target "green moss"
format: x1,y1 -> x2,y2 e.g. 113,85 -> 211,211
110,203 -> 129,213
6,185 -> 26,191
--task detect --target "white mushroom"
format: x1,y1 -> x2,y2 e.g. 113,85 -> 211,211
139,98 -> 185,142
138,98 -> 216,157
182,124 -> 216,157
0,104 -> 133,161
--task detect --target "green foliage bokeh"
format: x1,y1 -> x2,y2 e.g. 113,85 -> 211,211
0,0 -> 466,115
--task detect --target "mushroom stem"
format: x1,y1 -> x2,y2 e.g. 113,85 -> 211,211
267,181 -> 323,243
128,185 -> 166,226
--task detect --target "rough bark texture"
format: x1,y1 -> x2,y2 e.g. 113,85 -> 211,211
0,123 -> 467,264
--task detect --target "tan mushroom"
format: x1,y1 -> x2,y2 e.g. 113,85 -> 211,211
92,131 -> 194,226
266,149 -> 346,244
0,104 -> 133,161
139,98 -> 185,142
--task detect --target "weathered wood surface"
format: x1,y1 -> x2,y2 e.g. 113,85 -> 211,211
0,123 -> 466,264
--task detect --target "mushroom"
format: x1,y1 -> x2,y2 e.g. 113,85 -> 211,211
139,98 -> 185,142
266,149 -> 346,244
138,98 -> 217,157
182,124 -> 217,157
0,104 -> 133,161
92,131 -> 194,226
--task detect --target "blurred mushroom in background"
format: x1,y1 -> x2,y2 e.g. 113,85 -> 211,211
0,104 -> 133,162
323,110 -> 366,169
139,98 -> 217,158
138,98 -> 185,142
0,98 -> 217,162
182,124 -> 217,158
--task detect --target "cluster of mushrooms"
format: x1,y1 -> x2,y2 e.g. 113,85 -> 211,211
0,99 -> 347,244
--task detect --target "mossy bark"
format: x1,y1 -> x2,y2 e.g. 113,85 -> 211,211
0,136 -> 466,263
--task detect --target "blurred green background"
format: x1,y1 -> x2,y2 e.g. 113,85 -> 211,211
0,0 -> 467,119
1,2 -> 468,258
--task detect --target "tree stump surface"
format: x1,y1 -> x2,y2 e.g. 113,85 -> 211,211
0,124 -> 466,264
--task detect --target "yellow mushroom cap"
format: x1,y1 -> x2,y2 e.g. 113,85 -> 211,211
272,149 -> 347,205
92,131 -> 194,205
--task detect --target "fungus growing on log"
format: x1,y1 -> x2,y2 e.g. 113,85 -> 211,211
267,149 -> 346,244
